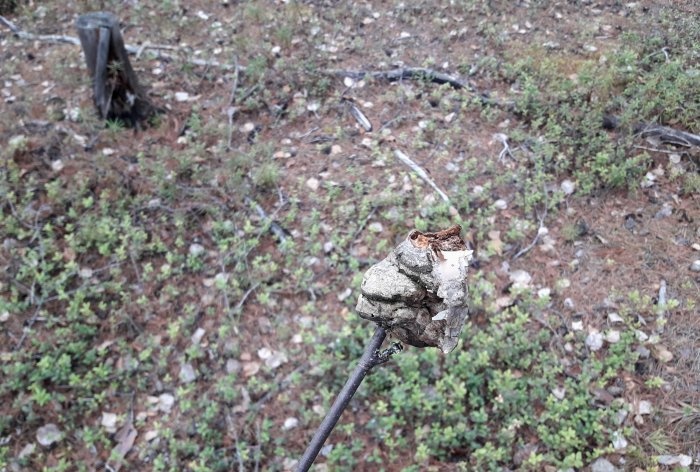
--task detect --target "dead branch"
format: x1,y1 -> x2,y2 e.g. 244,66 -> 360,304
635,123 -> 700,148
513,206 -> 548,260
0,15 -> 238,71
603,115 -> 700,148
343,99 -> 372,131
393,149 -> 450,203
329,67 -> 473,90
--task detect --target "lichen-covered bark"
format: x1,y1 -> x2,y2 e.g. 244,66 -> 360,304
356,225 -> 472,353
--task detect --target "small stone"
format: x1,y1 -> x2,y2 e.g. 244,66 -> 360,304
265,351 -> 288,369
243,361 -> 260,377
79,267 -> 93,278
323,241 -> 334,253
641,172 -> 656,188
658,454 -> 693,467
305,177 -> 320,191
571,320 -> 584,331
101,412 -> 118,433
635,330 -> 649,342
608,312 -> 624,324
444,112 -> 456,123
189,243 -> 205,256
586,330 -> 604,351
258,347 -> 272,360
611,431 -> 628,450
239,123 -> 256,135
604,330 -> 621,344
179,363 -> 197,383
225,359 -> 240,374
369,222 -> 384,233
174,92 -> 190,102
552,387 -> 566,400
282,417 -> 299,430
637,400 -> 652,415
191,327 -> 206,345
564,298 -> 575,309
0,311 -> 8,322
337,288 -> 352,302
668,153 -> 681,164
158,393 -> 175,413
590,458 -> 619,472
144,430 -> 159,441
37,424 -> 63,446
494,199 -> 508,210
18,443 -> 35,460
537,288 -> 551,299
330,144 -> 342,155
561,179 -> 576,195
509,270 -> 532,289
51,160 -> 64,171
690,260 -> 700,272
651,344 -> 673,362
102,148 -> 115,156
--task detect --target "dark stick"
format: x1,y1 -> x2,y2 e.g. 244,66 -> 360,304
296,326 -> 388,472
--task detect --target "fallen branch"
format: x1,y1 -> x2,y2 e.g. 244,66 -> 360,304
603,115 -> 700,148
656,279 -> 667,334
343,99 -> 372,131
329,67 -> 514,109
245,197 -> 289,244
513,198 -> 548,260
329,67 -> 473,90
393,149 -> 450,203
635,123 -> 700,148
0,15 -> 238,71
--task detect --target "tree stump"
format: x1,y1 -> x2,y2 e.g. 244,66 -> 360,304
75,12 -> 159,127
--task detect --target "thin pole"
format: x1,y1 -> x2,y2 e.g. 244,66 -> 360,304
296,326 -> 388,472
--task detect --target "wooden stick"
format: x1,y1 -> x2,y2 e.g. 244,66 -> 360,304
330,67 -> 473,91
393,149 -> 450,203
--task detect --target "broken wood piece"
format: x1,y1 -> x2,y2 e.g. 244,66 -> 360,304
1,14 -> 239,72
394,149 -> 450,203
343,99 -> 372,132
356,225 -> 472,353
330,67 -> 473,91
603,115 -> 700,148
75,12 -> 160,127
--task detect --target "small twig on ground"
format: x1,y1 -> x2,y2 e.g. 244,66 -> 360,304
492,133 -> 516,161
513,207 -> 548,259
656,279 -> 667,334
225,55 -> 240,150
394,149 -> 450,203
232,283 -> 260,315
246,197 -> 288,244
226,415 -> 246,472
343,99 -> 373,131
228,55 -> 240,108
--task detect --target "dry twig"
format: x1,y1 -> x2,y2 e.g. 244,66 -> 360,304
0,15 -> 239,71
393,149 -> 451,203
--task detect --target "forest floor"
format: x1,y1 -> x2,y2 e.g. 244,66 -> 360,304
0,1 -> 699,471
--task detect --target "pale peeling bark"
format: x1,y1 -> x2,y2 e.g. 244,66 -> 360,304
356,226 -> 472,353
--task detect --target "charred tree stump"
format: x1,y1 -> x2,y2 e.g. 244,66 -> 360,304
75,12 -> 159,127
